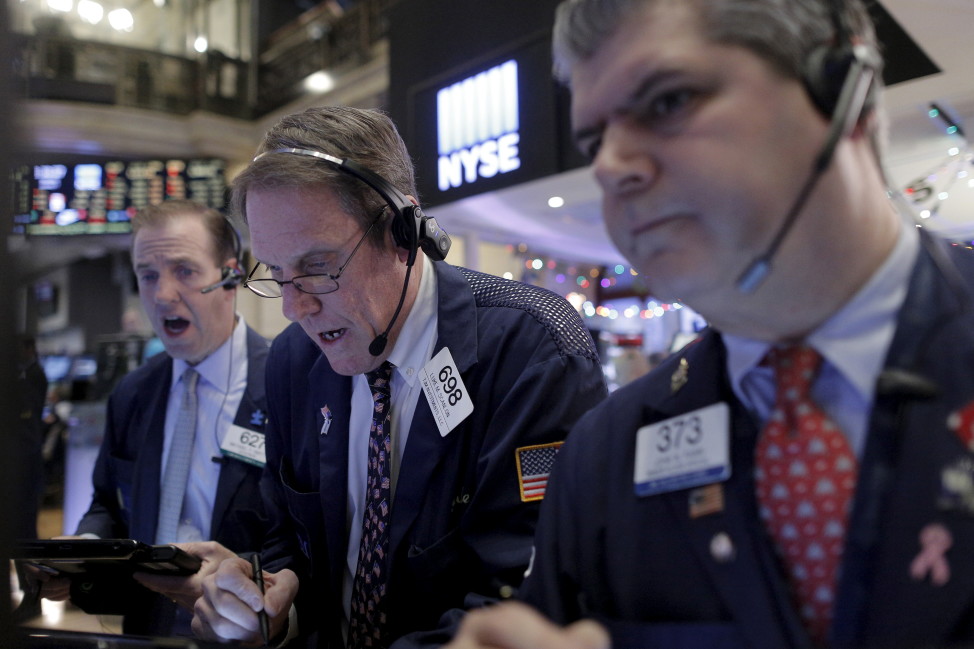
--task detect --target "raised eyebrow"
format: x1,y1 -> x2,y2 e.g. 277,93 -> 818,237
134,257 -> 201,271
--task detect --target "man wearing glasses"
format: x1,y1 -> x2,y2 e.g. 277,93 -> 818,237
191,106 -> 607,649
30,200 -> 271,637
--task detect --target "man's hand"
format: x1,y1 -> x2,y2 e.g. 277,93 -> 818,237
21,563 -> 71,601
193,556 -> 298,643
446,601 -> 610,649
20,534 -> 81,602
133,541 -> 237,611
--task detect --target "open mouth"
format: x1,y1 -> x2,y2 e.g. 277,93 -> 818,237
320,328 -> 346,343
163,316 -> 191,336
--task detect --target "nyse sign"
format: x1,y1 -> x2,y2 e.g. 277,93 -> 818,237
436,60 -> 521,191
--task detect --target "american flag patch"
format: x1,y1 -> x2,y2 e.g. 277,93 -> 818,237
688,483 -> 725,518
516,442 -> 564,502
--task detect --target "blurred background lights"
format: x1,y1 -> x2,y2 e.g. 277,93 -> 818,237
303,71 -> 335,93
77,0 -> 102,24
107,7 -> 134,31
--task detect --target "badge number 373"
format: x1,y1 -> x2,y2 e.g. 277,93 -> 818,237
634,402 -> 730,497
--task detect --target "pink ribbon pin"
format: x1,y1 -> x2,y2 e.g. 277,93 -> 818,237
909,523 -> 953,586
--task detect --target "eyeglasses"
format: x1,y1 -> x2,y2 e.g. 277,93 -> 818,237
244,217 -> 380,299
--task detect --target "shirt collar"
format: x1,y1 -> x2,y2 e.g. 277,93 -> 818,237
386,257 -> 438,387
172,315 -> 247,393
725,221 -> 919,402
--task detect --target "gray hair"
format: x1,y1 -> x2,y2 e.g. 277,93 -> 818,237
552,0 -> 882,90
230,106 -> 417,246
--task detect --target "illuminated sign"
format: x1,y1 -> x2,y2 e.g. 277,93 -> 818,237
11,158 -> 227,236
436,60 -> 520,191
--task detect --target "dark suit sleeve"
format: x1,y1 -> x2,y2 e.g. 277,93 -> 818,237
75,389 -> 133,539
516,404 -> 597,625
389,326 -> 607,648
257,328 -> 314,576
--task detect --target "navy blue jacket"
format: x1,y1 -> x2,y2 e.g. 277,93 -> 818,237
260,261 -> 607,648
521,237 -> 974,649
77,325 -> 271,635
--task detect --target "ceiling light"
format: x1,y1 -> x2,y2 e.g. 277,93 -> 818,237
107,7 -> 134,31
77,0 -> 103,24
547,196 -> 564,208
303,71 -> 335,93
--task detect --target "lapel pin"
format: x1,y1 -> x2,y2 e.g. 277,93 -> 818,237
250,409 -> 266,428
320,405 -> 332,436
947,400 -> 974,452
689,483 -> 725,518
671,358 -> 689,394
710,531 -> 736,563
910,523 -> 953,586
938,457 -> 974,515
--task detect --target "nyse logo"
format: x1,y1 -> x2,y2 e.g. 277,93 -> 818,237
437,60 -> 521,191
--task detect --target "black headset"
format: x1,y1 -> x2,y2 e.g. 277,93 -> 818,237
254,147 -> 452,268
802,0 -> 880,121
201,216 -> 245,293
737,0 -> 881,293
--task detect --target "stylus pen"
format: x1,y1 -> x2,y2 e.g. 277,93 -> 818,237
251,553 -> 270,647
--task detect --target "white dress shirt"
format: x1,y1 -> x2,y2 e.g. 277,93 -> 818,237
724,220 -> 919,457
342,258 -> 440,632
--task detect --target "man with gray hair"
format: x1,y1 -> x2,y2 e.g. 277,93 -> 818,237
192,106 -> 607,649
447,1 -> 974,648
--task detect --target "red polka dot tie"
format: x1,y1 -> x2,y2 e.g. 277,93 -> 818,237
755,346 -> 857,645
349,361 -> 394,649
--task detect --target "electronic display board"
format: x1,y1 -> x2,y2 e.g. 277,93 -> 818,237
10,158 -> 227,235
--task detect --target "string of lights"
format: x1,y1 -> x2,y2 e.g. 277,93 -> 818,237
904,103 -> 973,228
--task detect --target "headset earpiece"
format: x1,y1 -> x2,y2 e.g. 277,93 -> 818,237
219,266 -> 244,290
390,204 -> 420,258
391,204 -> 452,264
416,207 -> 452,261
804,43 -> 857,118
803,0 -> 879,121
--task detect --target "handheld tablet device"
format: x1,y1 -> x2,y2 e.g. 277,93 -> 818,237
12,538 -> 202,576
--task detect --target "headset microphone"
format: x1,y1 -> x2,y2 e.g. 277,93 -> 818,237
736,45 -> 876,294
201,267 -> 244,294
369,263 -> 413,356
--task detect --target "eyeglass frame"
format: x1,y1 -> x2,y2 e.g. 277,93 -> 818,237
244,214 -> 382,299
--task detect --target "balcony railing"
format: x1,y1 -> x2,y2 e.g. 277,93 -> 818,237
12,33 -> 251,119
10,0 -> 394,120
